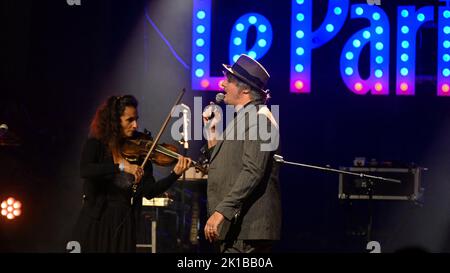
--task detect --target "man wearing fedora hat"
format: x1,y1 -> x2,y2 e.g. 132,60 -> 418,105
203,54 -> 281,253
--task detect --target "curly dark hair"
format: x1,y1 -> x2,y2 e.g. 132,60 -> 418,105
89,95 -> 138,157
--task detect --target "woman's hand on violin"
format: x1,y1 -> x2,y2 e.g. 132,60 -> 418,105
173,156 -> 192,175
123,161 -> 144,183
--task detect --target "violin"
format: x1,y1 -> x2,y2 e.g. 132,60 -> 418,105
121,131 -> 208,174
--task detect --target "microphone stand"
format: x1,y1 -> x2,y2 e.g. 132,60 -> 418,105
273,154 -> 401,242
274,154 -> 401,183
179,104 -> 190,251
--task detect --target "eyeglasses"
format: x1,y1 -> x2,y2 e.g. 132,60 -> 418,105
222,71 -> 238,83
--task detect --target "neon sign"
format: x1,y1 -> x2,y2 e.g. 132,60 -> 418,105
191,0 -> 450,96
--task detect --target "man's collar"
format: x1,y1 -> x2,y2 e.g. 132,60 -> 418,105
233,100 -> 263,117
234,100 -> 252,112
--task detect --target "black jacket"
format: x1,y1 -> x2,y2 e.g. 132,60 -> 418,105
79,138 -> 180,219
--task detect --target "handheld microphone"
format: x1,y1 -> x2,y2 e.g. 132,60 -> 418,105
215,93 -> 225,104
207,93 -> 224,119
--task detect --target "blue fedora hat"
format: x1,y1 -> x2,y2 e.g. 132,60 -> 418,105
222,54 -> 270,94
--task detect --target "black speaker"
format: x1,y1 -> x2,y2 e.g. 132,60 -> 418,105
338,167 -> 423,201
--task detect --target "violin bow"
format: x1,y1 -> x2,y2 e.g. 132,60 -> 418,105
140,88 -> 186,169
130,88 -> 186,204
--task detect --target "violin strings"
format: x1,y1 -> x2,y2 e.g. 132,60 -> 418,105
139,139 -> 203,169
155,145 -> 200,166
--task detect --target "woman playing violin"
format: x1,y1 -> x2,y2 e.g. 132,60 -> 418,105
72,95 -> 192,252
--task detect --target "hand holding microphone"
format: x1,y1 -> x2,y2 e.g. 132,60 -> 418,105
203,93 -> 224,125
203,93 -> 224,144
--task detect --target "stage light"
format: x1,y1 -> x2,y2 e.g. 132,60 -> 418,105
326,24 -> 334,32
376,42 -> 384,50
375,83 -> 383,92
375,26 -> 383,35
295,80 -> 304,90
334,7 -> 342,16
401,26 -> 409,34
196,38 -> 205,47
444,40 -> 450,48
354,82 -> 363,91
401,54 -> 409,62
345,52 -> 354,60
196,10 -> 206,20
258,39 -> 267,47
191,0 -> 450,96
372,12 -> 381,21
400,68 -> 409,76
196,25 -> 205,34
442,84 -> 450,92
445,26 -> 450,35
376,56 -> 384,64
248,16 -> 257,24
195,69 -> 204,77
443,54 -> 450,62
401,41 -> 410,49
201,79 -> 210,88
13,201 -> 21,209
444,10 -> 450,19
401,9 -> 409,18
355,7 -> 363,16
400,83 -> 409,91
1,197 -> 22,220
417,13 -> 425,22
345,67 -> 353,76
229,13 -> 272,64
375,69 -> 383,78
442,68 -> 450,77
295,64 -> 304,72
363,31 -> 371,39
195,54 -> 205,62
353,39 -> 361,48
258,25 -> 267,32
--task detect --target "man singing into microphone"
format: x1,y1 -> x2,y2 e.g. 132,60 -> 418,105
202,54 -> 281,253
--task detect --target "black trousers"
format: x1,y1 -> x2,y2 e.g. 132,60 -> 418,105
220,240 -> 274,253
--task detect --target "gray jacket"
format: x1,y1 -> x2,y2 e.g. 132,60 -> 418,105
207,102 -> 282,240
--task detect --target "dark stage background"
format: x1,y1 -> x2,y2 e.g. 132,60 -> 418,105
0,0 -> 449,252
